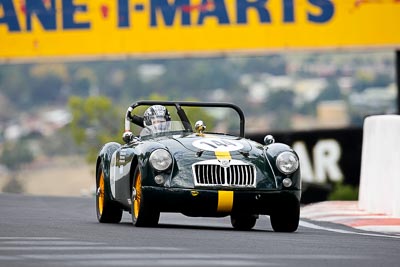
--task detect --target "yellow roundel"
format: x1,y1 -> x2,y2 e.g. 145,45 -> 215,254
191,190 -> 199,197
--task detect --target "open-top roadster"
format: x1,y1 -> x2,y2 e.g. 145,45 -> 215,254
96,100 -> 301,232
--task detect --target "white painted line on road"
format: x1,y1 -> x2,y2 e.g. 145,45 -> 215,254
306,215 -> 394,222
68,259 -> 268,266
0,246 -> 185,251
0,256 -> 20,260
0,237 -> 66,240
0,241 -> 104,246
299,220 -> 400,239
2,253 -> 371,266
356,225 -> 400,235
19,253 -> 372,261
19,253 -> 283,260
301,210 -> 370,218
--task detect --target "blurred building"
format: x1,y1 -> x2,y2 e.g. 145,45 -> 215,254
317,100 -> 350,128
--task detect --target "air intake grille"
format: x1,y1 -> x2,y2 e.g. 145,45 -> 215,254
192,161 -> 256,187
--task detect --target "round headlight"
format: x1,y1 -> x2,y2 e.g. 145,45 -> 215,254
276,152 -> 299,174
149,149 -> 172,171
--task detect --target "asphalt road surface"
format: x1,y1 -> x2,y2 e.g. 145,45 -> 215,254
0,193 -> 399,267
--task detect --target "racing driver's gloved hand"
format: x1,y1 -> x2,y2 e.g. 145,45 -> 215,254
122,131 -> 134,143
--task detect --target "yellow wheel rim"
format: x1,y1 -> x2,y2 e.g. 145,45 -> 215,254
133,172 -> 142,219
98,171 -> 105,215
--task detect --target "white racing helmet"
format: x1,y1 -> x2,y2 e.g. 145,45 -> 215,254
143,105 -> 171,132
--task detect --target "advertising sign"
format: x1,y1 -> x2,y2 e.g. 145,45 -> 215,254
1,0 -> 400,60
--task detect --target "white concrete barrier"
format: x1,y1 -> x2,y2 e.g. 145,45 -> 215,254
359,115 -> 400,217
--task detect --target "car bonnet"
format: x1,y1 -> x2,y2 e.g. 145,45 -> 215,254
161,133 -> 256,155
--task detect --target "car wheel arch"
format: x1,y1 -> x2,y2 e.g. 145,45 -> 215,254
129,156 -> 139,191
96,142 -> 122,201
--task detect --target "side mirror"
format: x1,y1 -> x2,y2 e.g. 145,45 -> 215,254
264,135 -> 275,145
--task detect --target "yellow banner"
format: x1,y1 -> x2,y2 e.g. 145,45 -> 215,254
1,0 -> 400,60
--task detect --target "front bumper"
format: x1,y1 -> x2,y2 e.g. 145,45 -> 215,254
142,186 -> 301,217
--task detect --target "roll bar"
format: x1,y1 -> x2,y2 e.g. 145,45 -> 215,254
125,100 -> 246,137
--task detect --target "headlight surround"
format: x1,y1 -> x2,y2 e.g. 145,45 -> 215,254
276,151 -> 299,175
149,149 -> 172,171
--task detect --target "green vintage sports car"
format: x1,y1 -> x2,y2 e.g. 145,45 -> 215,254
95,100 -> 301,232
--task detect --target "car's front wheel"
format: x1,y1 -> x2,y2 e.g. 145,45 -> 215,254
131,167 -> 160,227
270,202 -> 300,232
96,163 -> 123,223
230,214 -> 257,230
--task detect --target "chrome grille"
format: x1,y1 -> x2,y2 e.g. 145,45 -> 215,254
192,160 -> 256,187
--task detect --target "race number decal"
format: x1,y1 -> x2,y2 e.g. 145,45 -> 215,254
192,138 -> 243,152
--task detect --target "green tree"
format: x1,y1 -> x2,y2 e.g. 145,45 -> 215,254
314,79 -> 342,102
328,182 -> 359,201
68,96 -> 122,163
1,141 -> 34,171
1,141 -> 34,193
266,90 -> 295,111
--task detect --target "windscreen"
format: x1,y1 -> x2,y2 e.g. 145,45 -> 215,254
140,121 -> 191,137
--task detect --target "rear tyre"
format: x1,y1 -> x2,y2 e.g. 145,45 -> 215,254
230,214 -> 257,230
131,167 -> 160,227
270,202 -> 300,232
96,164 -> 123,223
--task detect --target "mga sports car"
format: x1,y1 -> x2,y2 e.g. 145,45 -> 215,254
96,100 -> 301,232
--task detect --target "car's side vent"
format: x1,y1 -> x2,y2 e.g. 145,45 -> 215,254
192,160 -> 256,188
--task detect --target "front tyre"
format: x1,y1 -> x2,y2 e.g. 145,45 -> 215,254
230,214 -> 257,230
270,202 -> 300,232
96,164 -> 122,223
131,167 -> 160,227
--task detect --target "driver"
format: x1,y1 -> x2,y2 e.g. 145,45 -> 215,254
143,105 -> 171,134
